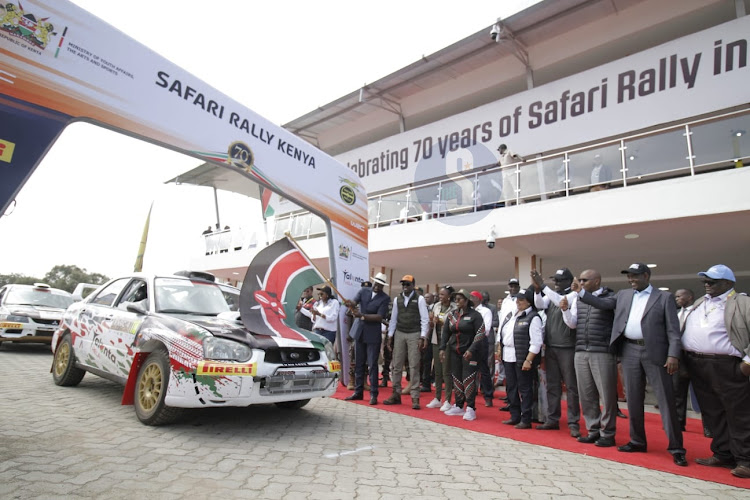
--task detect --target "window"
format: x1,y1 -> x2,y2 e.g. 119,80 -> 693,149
117,279 -> 148,310
90,279 -> 129,307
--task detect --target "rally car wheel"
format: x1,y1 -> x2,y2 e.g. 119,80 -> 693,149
134,348 -> 182,425
275,399 -> 311,410
52,335 -> 86,386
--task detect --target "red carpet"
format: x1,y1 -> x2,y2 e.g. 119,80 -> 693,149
332,384 -> 748,489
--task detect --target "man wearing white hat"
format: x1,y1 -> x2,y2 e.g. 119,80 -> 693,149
343,273 -> 391,405
683,264 -> 750,479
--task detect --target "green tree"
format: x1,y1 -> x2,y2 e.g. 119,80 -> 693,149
0,273 -> 40,288
42,265 -> 109,293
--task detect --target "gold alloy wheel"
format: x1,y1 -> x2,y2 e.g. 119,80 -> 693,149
54,341 -> 71,377
137,362 -> 163,412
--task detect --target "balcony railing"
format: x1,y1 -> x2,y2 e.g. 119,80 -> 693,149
272,108 -> 749,240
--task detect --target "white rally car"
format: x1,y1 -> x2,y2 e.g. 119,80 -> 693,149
51,272 -> 340,425
0,283 -> 74,347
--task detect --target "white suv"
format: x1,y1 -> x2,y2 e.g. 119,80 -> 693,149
0,283 -> 74,346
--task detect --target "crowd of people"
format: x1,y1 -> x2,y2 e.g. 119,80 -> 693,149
294,263 -> 750,479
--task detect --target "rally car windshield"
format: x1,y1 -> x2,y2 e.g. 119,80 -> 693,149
5,288 -> 74,309
154,278 -> 237,316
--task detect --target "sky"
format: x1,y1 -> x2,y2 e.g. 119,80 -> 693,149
0,0 -> 541,279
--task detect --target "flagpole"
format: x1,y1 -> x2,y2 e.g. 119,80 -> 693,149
284,231 -> 350,303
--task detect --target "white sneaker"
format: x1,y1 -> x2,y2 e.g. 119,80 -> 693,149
425,398 -> 442,409
445,405 -> 465,416
462,407 -> 476,421
439,401 -> 452,412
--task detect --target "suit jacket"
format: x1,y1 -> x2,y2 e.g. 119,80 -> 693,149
689,291 -> 750,358
579,287 -> 681,365
353,287 -> 390,344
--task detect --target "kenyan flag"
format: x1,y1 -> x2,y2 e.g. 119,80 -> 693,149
239,237 -> 326,343
260,186 -> 274,219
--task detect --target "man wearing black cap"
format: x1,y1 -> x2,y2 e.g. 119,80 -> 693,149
499,278 -> 521,323
531,268 -> 581,438
578,263 -> 686,466
683,265 -> 750,478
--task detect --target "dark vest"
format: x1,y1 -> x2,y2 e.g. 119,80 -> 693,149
396,294 -> 421,333
575,288 -> 616,353
545,303 -> 575,348
500,310 -> 541,365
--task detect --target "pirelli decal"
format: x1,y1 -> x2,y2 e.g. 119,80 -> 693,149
197,361 -> 256,376
329,361 -> 341,372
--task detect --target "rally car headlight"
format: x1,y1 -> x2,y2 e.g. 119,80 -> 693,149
6,315 -> 29,323
324,340 -> 335,362
203,337 -> 252,362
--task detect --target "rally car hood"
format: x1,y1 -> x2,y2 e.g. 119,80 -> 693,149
177,315 -> 320,350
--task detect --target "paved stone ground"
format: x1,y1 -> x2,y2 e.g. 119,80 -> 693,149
1,343 -> 747,499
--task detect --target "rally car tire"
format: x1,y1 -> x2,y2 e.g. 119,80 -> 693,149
134,348 -> 182,425
52,334 -> 86,386
275,399 -> 311,410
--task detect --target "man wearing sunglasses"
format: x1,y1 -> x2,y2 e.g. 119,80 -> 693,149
683,265 -> 750,479
578,263 -> 686,466
567,269 -> 619,448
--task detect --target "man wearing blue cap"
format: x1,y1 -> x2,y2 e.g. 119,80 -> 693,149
683,264 -> 750,479
578,262 -> 686,466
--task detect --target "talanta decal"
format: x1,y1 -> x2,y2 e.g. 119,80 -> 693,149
329,361 -> 341,372
197,361 -> 256,376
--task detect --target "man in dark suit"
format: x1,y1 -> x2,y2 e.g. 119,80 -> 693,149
578,263 -> 686,466
343,272 -> 391,405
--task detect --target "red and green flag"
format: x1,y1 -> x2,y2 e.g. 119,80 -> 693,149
239,237 -> 326,343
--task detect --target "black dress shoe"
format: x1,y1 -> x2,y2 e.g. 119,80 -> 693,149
618,442 -> 647,453
536,422 -> 560,430
577,433 -> 600,444
617,409 -> 627,419
499,405 -> 511,412
673,453 -> 688,467
595,436 -> 616,447
369,396 -> 378,405
344,393 -> 364,401
695,456 -> 735,468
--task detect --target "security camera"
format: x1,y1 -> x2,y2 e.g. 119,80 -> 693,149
490,23 -> 501,41
486,224 -> 496,249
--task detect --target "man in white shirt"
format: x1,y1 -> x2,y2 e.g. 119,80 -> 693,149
683,265 -> 750,479
579,263 -> 685,466
384,275 -> 430,410
497,144 -> 525,206
499,278 -> 521,323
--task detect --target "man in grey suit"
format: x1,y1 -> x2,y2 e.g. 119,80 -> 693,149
578,263 -> 687,467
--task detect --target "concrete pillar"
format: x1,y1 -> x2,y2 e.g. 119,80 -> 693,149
514,253 -> 539,289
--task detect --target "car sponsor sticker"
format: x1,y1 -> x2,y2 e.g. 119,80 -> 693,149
329,360 -> 341,372
197,361 -> 256,376
0,138 -> 16,163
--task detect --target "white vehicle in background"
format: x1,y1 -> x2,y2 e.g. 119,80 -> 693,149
0,283 -> 74,347
51,271 -> 340,425
71,283 -> 100,302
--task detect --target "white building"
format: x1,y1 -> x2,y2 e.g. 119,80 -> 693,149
190,0 -> 750,300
